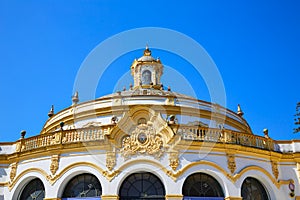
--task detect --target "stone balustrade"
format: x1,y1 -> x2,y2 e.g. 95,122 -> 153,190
10,125 -> 280,153
15,125 -> 113,153
178,126 -> 280,152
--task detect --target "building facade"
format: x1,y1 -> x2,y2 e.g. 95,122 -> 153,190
1,47 -> 300,200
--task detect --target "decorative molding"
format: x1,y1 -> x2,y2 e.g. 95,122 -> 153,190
6,160 -> 293,191
82,121 -> 102,128
165,194 -> 183,200
271,160 -> 279,180
106,151 -> 116,171
102,170 -> 120,182
51,132 -> 62,145
15,141 -> 21,152
8,168 -> 51,191
169,151 -> 179,171
101,195 -> 119,200
50,155 -> 60,175
44,198 -> 62,200
0,182 -> 9,187
224,197 -> 242,200
7,162 -> 118,191
296,162 -> 300,184
164,160 -> 231,181
9,162 -> 17,181
227,153 -> 236,174
120,122 -> 164,159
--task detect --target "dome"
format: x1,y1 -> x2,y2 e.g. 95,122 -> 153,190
3,46 -> 298,200
137,55 -> 156,62
41,86 -> 252,135
137,45 -> 158,62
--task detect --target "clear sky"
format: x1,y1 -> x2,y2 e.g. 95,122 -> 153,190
0,0 -> 299,142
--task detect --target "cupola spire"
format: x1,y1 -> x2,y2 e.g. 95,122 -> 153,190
130,46 -> 163,89
143,44 -> 151,56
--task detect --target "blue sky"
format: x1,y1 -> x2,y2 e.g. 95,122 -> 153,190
0,0 -> 299,142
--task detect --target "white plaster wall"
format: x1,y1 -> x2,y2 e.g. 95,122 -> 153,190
278,141 -> 300,153
0,144 -> 15,155
0,165 -> 9,183
2,149 -> 299,199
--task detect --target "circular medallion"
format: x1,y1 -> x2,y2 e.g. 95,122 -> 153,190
138,132 -> 147,144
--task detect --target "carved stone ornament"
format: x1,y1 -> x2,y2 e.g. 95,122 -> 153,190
227,153 -> 236,174
82,121 -> 102,128
120,122 -> 164,159
169,152 -> 179,171
271,160 -> 279,179
106,151 -> 116,171
10,162 -> 17,181
50,155 -> 59,175
51,132 -> 61,145
15,141 -> 21,152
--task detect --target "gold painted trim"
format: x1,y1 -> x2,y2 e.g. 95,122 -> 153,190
167,160 -> 230,181
224,197 -> 242,200
233,165 -> 292,189
50,162 -> 118,183
117,159 -> 230,182
101,195 -> 119,200
6,159 -> 294,192
165,195 -> 183,197
8,162 -> 117,191
8,168 -> 50,191
165,194 -> 183,200
0,182 -> 9,187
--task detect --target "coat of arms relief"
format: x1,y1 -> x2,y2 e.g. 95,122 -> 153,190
120,121 -> 164,159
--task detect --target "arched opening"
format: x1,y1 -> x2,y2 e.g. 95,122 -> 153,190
142,70 -> 152,85
62,173 -> 102,200
119,172 -> 165,200
182,173 -> 224,200
19,178 -> 45,200
241,177 -> 269,200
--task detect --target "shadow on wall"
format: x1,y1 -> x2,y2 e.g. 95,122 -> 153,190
0,168 -> 7,178
0,195 -> 3,200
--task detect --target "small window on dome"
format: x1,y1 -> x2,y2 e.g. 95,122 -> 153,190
138,118 -> 147,125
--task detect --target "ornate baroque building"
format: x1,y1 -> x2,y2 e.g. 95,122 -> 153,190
1,47 -> 300,200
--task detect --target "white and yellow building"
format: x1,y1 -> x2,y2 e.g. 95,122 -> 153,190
1,47 -> 300,200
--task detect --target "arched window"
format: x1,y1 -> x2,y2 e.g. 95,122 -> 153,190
19,178 -> 45,200
182,173 -> 224,199
119,172 -> 165,200
142,70 -> 152,85
62,173 -> 102,198
241,177 -> 269,200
